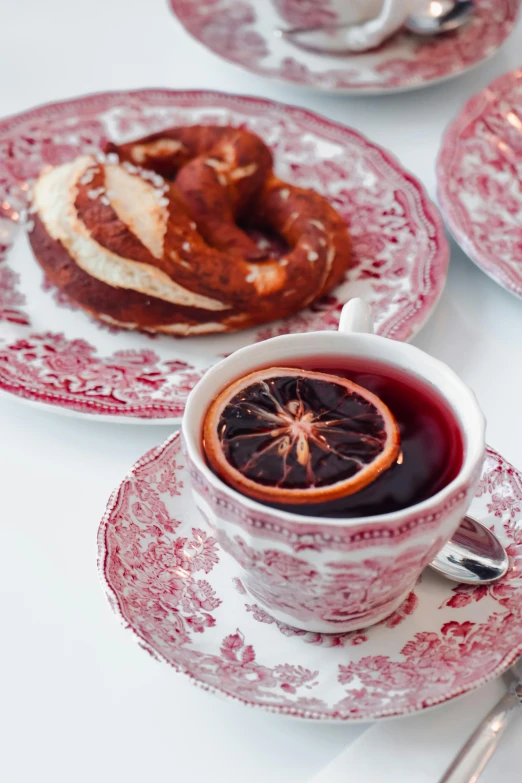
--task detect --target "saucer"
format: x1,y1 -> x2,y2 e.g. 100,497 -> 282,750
437,69 -> 522,299
169,0 -> 519,95
0,89 -> 447,423
98,433 -> 522,722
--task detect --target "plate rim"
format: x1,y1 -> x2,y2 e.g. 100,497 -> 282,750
168,0 -> 520,95
0,87 -> 448,424
436,68 -> 522,299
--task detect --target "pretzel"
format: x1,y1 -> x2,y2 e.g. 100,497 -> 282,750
29,126 -> 351,335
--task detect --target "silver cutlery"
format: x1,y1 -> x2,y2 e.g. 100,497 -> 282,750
439,658 -> 522,782
430,514 -> 509,585
407,0 -> 475,35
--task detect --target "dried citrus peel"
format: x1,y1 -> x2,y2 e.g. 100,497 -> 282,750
203,367 -> 400,506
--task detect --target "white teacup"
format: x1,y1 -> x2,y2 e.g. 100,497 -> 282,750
273,0 -> 384,26
272,0 -> 413,52
182,299 -> 485,633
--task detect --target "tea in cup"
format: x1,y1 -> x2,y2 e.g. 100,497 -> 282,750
182,299 -> 485,633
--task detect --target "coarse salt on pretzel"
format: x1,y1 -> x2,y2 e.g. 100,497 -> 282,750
28,125 -> 351,335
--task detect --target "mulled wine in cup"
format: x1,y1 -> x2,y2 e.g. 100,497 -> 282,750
182,299 -> 485,633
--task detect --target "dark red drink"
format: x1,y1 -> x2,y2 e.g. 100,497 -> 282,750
275,357 -> 464,517
203,357 -> 464,518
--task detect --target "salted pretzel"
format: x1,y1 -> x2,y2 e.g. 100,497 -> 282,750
29,125 -> 351,335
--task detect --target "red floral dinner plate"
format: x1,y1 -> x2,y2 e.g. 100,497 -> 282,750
437,69 -> 522,298
99,433 -> 522,721
170,0 -> 519,95
0,89 -> 448,423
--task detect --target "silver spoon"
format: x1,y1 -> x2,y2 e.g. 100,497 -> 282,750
438,657 -> 522,781
430,514 -> 509,585
275,1 -> 475,56
407,0 -> 475,35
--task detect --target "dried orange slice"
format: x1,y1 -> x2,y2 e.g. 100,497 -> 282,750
203,367 -> 400,506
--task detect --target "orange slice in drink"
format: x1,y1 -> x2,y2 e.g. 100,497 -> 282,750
203,367 -> 400,506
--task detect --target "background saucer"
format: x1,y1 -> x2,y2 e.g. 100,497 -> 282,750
437,69 -> 522,298
170,0 -> 520,94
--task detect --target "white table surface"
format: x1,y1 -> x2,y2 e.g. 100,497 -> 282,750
1,2 -> 522,781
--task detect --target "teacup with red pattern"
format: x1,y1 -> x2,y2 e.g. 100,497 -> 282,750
272,0 -> 404,28
182,299 -> 485,633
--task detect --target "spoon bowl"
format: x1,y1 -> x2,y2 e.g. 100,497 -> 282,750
429,514 -> 510,584
407,0 -> 475,35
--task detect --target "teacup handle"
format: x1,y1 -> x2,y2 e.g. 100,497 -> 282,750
338,298 -> 374,335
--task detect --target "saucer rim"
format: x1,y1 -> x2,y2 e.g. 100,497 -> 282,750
169,0 -> 520,96
98,431 -> 522,722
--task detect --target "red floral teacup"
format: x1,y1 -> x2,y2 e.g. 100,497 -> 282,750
182,299 -> 485,633
273,0 -> 372,27
271,0 -> 409,28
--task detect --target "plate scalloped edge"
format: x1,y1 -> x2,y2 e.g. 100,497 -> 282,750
436,69 -> 522,298
0,88 -> 448,423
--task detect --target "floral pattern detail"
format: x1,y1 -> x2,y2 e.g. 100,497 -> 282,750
99,436 -> 522,721
170,0 -> 519,94
188,417 -> 482,632
438,70 -> 522,299
188,452 -> 467,554
0,333 -> 195,417
272,0 -> 336,26
439,561 -> 522,611
246,602 -> 370,648
383,589 -> 419,628
232,576 -> 247,595
105,478 -> 222,643
334,611 -> 517,716
0,90 -> 447,421
218,529 -> 427,627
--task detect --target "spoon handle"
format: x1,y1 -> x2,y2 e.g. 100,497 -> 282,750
438,689 -> 521,782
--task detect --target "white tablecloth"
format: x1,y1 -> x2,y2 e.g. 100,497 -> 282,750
1,2 -> 521,781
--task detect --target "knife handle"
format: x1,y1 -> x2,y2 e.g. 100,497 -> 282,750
439,690 -> 521,783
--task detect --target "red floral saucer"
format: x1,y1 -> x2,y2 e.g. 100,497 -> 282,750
98,433 -> 522,722
170,0 -> 519,95
0,89 -> 447,423
437,69 -> 522,299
